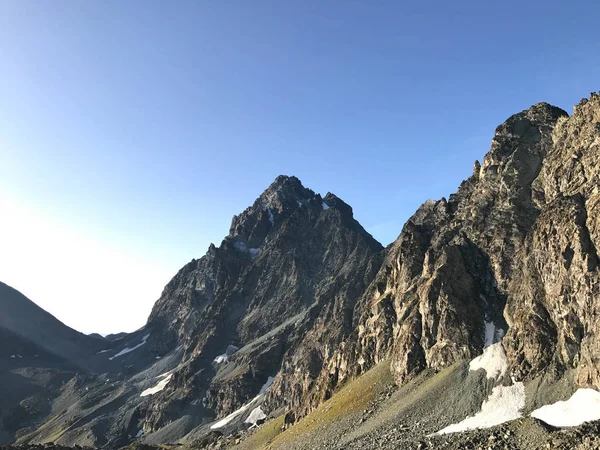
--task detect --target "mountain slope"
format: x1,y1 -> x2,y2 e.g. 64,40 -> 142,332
0,282 -> 109,444
225,93 -> 600,449
0,282 -> 105,367
7,175 -> 383,448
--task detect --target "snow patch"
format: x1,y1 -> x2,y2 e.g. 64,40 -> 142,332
109,333 -> 150,360
322,202 -> 330,210
437,382 -> 525,434
10,355 -> 16,359
479,294 -> 504,349
268,208 -> 275,225
297,200 -> 303,207
245,406 -> 267,427
214,345 -> 239,364
96,349 -> 112,354
210,398 -> 256,429
435,341 -> 526,434
214,354 -> 228,364
140,374 -> 173,397
259,376 -> 275,394
484,321 -> 496,348
469,342 -> 508,380
135,429 -> 143,438
248,248 -> 260,258
483,320 -> 505,348
531,388 -> 600,428
210,374 -> 276,430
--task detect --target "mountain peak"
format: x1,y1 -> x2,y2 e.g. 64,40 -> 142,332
256,175 -> 316,212
492,102 -> 568,141
267,174 -> 303,189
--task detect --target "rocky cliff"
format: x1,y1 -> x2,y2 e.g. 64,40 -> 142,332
504,94 -> 600,388
305,94 -> 600,420
138,175 -> 383,436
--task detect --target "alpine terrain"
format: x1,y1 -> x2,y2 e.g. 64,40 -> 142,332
3,91 -> 600,450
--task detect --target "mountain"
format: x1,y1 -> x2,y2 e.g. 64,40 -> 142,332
322,102 -> 569,386
0,176 -> 384,448
139,175 -> 384,440
324,96 -> 600,393
3,91 -> 600,450
0,282 -> 107,444
0,282 -> 105,368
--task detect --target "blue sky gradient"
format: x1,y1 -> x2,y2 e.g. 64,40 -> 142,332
1,1 -> 599,333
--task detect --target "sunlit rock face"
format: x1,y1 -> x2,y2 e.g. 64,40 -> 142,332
504,93 -> 600,388
328,94 -> 600,402
321,102 -> 570,394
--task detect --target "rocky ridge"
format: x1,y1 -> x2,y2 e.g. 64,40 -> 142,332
263,93 -> 600,422
137,175 -> 384,439
294,101 -> 570,412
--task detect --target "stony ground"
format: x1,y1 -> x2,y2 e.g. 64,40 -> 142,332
5,360 -> 600,450
219,361 -> 599,450
5,420 -> 600,450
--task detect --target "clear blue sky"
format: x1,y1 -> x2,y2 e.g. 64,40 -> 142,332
1,0 -> 599,334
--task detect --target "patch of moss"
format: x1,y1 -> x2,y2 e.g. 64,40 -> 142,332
266,361 -> 393,449
232,415 -> 285,450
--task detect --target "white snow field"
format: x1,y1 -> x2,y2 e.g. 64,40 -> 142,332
531,388 -> 600,428
436,342 -> 525,434
214,345 -> 239,364
469,342 -> 508,380
210,375 -> 275,430
109,333 -> 150,360
437,382 -> 525,434
245,406 -> 267,427
140,373 -> 173,397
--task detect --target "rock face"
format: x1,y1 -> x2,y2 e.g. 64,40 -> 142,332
141,176 -> 383,432
504,94 -> 600,388
317,102 -> 568,395
315,95 -> 600,412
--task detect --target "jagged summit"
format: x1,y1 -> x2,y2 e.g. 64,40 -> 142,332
256,175 -> 315,210
261,174 -> 307,196
251,175 -> 353,216
227,175 -> 378,250
229,175 -> 320,243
